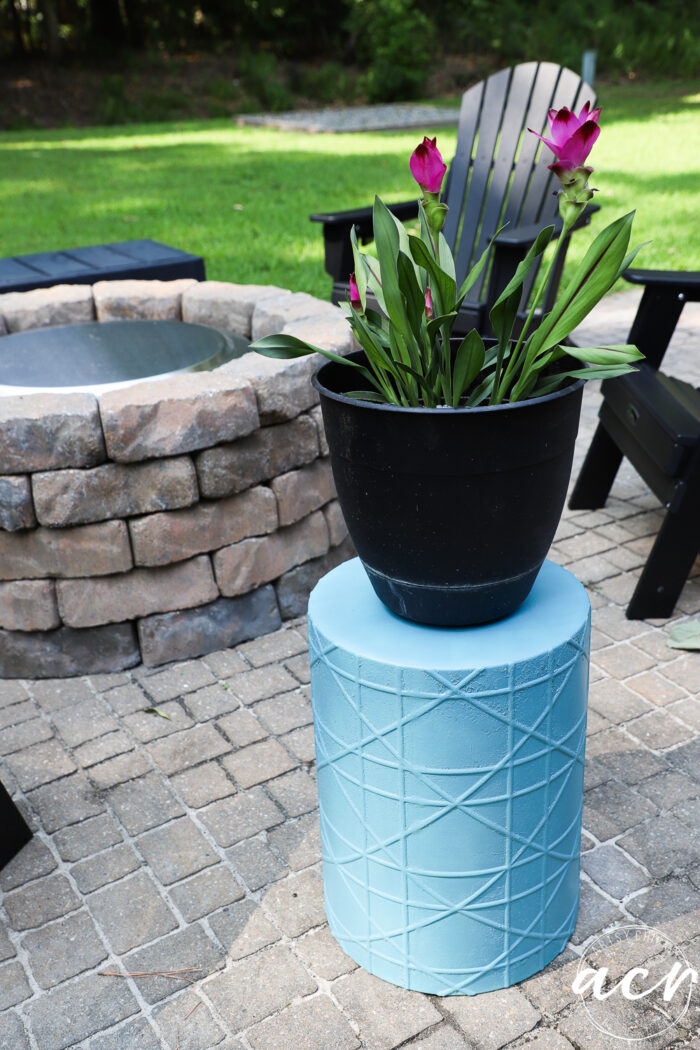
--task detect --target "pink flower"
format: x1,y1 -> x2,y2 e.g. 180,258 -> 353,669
530,101 -> 601,174
349,273 -> 361,310
410,137 -> 447,194
425,287 -> 433,319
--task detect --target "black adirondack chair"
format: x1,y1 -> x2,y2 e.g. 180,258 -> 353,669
310,61 -> 599,336
569,269 -> 700,619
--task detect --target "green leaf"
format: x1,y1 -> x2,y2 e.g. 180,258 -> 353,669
251,333 -> 363,371
452,330 -> 485,407
393,360 -> 437,406
457,223 -> 506,304
559,364 -> 641,380
526,212 -> 635,360
667,621 -> 700,651
373,195 -> 412,344
438,231 -> 456,282
565,344 -> 645,366
397,250 -> 426,349
144,707 -> 171,720
345,390 -> 390,403
364,254 -> 387,314
350,226 -> 367,312
614,240 -> 649,284
488,225 -> 555,402
408,234 -> 457,316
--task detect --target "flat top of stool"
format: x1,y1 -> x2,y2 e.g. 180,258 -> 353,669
309,559 -> 590,668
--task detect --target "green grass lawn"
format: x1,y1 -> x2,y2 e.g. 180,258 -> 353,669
0,80 -> 697,302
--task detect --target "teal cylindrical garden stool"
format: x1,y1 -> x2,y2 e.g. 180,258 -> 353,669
307,558 -> 590,996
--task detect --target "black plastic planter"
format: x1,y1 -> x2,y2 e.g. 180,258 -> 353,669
313,351 -> 584,626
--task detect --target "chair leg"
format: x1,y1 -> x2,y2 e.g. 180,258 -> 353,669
569,423 -> 624,509
626,505 -> 700,620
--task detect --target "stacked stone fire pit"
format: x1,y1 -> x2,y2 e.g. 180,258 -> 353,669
0,279 -> 355,678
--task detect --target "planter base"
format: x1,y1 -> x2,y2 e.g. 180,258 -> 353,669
308,557 -> 591,995
364,560 -> 540,626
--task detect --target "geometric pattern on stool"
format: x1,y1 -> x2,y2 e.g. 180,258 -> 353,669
308,558 -> 591,995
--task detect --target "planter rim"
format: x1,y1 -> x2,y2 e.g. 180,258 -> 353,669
312,350 -> 585,414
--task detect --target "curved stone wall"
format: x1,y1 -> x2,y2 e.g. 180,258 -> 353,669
0,279 -> 355,678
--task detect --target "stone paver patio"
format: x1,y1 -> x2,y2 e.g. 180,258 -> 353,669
0,289 -> 699,1050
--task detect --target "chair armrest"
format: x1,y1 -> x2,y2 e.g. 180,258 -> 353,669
494,203 -> 600,248
310,200 -> 420,284
310,200 -> 419,226
623,268 -> 700,301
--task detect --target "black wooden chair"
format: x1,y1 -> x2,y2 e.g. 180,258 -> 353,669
310,61 -> 599,336
569,269 -> 700,619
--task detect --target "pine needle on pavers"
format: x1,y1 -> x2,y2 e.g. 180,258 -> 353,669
99,966 -> 203,983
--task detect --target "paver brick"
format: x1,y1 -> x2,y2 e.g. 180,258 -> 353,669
237,625 -> 307,667
0,519 -> 131,580
228,664 -> 299,705
99,372 -> 259,462
22,911 -> 107,989
27,770 -> 105,832
4,873 -> 81,930
203,944 -> 316,1033
196,414 -> 319,498
219,343 -> 321,423
214,509 -> 328,596
199,787 -> 284,847
0,926 -> 15,963
148,722 -> 231,774
216,707 -> 268,747
168,864 -> 244,922
662,654 -> 700,693
71,842 -> 141,894
637,769 -> 700,808
25,970 -> 139,1050
0,698 -> 37,728
0,579 -> 60,630
107,772 -> 184,835
333,968 -> 442,1050
587,678 -> 651,723
583,779 -> 658,841
261,866 -> 325,936
580,843 -> 648,899
54,813 -> 122,861
51,696 -> 119,746
182,280 -> 289,337
153,990 -> 225,1049
0,1011 -> 30,1050
0,837 -> 57,892
268,811 -> 322,871
202,647 -> 248,677
0,715 -> 53,755
570,880 -> 623,944
296,926 -> 357,980
89,1017 -> 162,1050
138,587 -> 282,666
670,696 -> 700,731
73,728 -> 134,768
32,456 -> 199,528
183,682 -> 240,721
142,659 -> 218,700
0,391 -> 105,474
1,621 -> 140,679
265,768 -> 318,816
172,761 -> 236,808
137,817 -> 218,885
246,995 -> 360,1050
88,749 -> 152,790
441,987 -> 541,1049
249,690 -> 312,736
0,679 -> 30,706
124,925 -> 224,1003
3,738 -> 76,790
626,708 -> 694,749
93,277 -> 195,320
222,738 -> 296,788
519,953 -> 581,1016
89,871 -> 178,954
228,836 -> 286,889
123,702 -> 194,743
130,485 -> 277,567
283,724 -> 316,763
585,728 -> 667,784
271,459 -> 336,526
208,897 -> 281,959
0,960 -> 32,1009
58,554 -> 219,627
402,1028 -> 474,1049
618,812 -> 700,877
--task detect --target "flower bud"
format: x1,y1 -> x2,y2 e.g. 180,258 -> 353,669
425,287 -> 433,319
410,137 -> 447,194
349,273 -> 362,311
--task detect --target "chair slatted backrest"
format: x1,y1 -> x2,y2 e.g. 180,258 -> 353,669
443,62 -> 596,305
